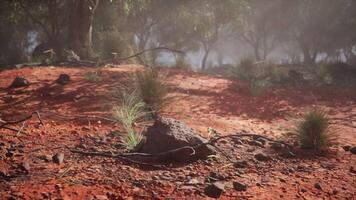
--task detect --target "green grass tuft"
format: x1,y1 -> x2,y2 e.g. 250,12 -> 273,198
295,110 -> 338,151
133,67 -> 169,114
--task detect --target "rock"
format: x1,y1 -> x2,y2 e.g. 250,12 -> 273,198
233,160 -> 249,168
301,188 -> 307,193
314,183 -> 322,190
248,140 -> 265,148
208,172 -> 226,181
52,153 -> 64,164
342,145 -> 351,151
139,117 -> 215,162
38,154 -> 52,162
233,138 -> 243,145
350,147 -> 356,154
256,138 -> 267,145
9,77 -> 30,88
204,182 -> 225,198
350,166 -> 356,174
270,142 -> 284,151
20,162 -> 30,173
233,181 -> 247,191
5,151 -> 14,158
254,153 -> 270,161
56,74 -> 70,85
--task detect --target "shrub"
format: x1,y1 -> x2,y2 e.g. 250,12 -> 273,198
84,70 -> 101,82
231,58 -> 255,80
133,67 -> 169,114
248,78 -> 271,96
113,90 -> 148,128
174,56 -> 191,70
295,110 -> 338,151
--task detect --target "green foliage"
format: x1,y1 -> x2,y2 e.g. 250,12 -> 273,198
248,78 -> 271,97
174,56 -> 191,70
132,67 -> 169,113
119,126 -> 144,151
84,70 -> 101,82
113,90 -> 148,128
113,89 -> 148,151
231,58 -> 255,80
295,110 -> 338,151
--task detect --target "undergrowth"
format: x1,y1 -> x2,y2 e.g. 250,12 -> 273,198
293,109 -> 338,151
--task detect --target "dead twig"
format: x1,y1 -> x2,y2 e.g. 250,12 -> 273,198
71,133 -> 292,167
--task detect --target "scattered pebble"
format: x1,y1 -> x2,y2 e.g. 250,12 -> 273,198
52,153 -> 64,164
233,181 -> 247,191
254,153 -> 270,161
204,182 -> 225,198
314,182 -> 322,190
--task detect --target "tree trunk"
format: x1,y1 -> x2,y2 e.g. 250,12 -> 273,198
68,0 -> 99,60
201,48 -> 211,70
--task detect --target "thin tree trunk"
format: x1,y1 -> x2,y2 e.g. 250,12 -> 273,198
201,48 -> 211,70
68,0 -> 99,60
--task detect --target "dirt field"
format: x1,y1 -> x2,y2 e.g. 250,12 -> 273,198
0,65 -> 355,200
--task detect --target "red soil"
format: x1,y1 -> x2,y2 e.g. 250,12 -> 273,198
0,65 -> 355,200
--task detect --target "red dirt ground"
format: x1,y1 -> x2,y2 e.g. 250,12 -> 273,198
0,65 -> 355,200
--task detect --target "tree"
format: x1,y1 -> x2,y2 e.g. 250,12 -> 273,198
68,0 -> 99,60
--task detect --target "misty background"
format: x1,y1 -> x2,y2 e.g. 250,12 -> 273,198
0,0 -> 355,70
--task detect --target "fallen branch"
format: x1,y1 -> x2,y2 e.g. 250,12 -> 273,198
71,133 -> 292,167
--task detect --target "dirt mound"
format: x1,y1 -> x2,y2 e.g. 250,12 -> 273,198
140,117 -> 215,162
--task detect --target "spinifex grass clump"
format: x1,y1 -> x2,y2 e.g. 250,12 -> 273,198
113,90 -> 147,151
295,110 -> 338,151
119,126 -> 144,151
113,90 -> 148,127
133,67 -> 169,114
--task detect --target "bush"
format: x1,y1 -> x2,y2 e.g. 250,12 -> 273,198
113,90 -> 148,128
248,78 -> 271,96
84,70 -> 101,82
294,110 -> 338,151
174,56 -> 191,70
231,58 -> 255,80
133,67 -> 169,114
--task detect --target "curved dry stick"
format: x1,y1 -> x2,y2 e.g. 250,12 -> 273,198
71,133 -> 292,167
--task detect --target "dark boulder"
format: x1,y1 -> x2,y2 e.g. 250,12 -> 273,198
139,117 -> 215,162
56,74 -> 70,85
9,77 -> 30,88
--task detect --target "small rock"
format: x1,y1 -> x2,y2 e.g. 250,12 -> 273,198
332,189 -> 338,195
349,166 -> 356,174
56,74 -> 70,85
254,153 -> 270,161
208,171 -> 226,181
20,162 -> 30,173
233,181 -> 247,191
314,183 -> 322,190
248,140 -> 265,148
350,147 -> 356,154
256,138 -> 267,145
204,182 -> 225,198
301,188 -> 307,193
270,142 -> 284,151
233,138 -> 243,145
52,153 -> 64,164
342,145 -> 351,151
233,160 -> 249,168
9,77 -> 30,88
5,151 -> 14,158
186,178 -> 200,185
